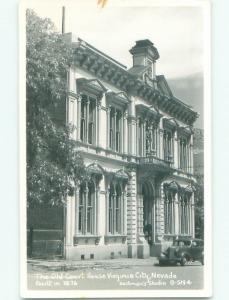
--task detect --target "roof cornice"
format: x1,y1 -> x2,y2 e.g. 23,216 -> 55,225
72,39 -> 198,125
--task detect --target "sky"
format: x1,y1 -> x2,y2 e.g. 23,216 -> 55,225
27,0 -> 204,79
26,0 -> 205,127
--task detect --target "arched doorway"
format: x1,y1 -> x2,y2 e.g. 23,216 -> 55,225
142,182 -> 155,245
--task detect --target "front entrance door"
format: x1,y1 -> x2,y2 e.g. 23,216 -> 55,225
142,183 -> 155,246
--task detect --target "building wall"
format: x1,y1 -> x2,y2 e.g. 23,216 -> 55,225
64,40 -> 197,260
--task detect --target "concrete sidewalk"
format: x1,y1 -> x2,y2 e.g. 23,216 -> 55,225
27,257 -> 159,272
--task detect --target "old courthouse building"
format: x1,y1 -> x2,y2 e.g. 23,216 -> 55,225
64,35 -> 198,260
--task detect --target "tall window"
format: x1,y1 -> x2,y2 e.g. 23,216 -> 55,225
163,129 -> 173,162
164,191 -> 175,234
180,194 -> 191,235
80,94 -> 96,145
80,99 -> 87,142
179,137 -> 189,172
108,183 -> 122,234
78,181 -> 95,235
109,107 -> 122,152
88,100 -> 96,144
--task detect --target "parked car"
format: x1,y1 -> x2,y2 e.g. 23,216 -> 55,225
159,238 -> 204,266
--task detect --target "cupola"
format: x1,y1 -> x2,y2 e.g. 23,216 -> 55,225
129,39 -> 159,79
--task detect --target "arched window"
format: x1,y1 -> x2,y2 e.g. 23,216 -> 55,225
108,183 -> 123,234
108,184 -> 114,234
115,184 -> 122,233
164,184 -> 176,235
179,192 -> 191,235
78,181 -> 96,235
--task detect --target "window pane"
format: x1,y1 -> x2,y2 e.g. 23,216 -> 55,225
87,208 -> 92,233
80,119 -> 85,141
115,209 -> 120,233
116,131 -> 120,152
88,122 -> 94,144
78,208 -> 83,232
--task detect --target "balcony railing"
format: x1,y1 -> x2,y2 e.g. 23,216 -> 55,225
139,155 -> 172,169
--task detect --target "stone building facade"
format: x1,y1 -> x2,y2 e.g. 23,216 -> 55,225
64,35 -> 198,260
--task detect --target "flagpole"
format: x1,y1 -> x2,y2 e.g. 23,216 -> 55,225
62,6 -> 65,34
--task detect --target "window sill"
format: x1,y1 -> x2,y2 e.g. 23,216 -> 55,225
73,235 -> 101,246
104,234 -> 127,244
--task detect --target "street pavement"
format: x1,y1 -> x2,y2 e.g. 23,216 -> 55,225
27,258 -> 203,290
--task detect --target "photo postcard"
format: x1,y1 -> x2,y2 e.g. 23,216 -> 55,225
19,0 -> 212,298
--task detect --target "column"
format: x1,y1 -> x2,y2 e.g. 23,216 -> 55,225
126,169 -> 138,257
128,116 -> 137,156
65,191 -> 76,259
136,118 -> 140,155
181,200 -> 184,234
178,196 -> 182,235
113,189 -> 116,233
190,134 -> 194,174
106,106 -> 111,148
121,192 -> 124,234
165,199 -> 169,234
174,131 -> 179,168
186,200 -> 189,234
123,110 -> 128,154
75,185 -> 80,235
94,187 -> 100,235
188,201 -> 192,235
178,137 -> 180,169
181,141 -> 184,170
185,201 -> 188,234
152,198 -> 156,243
86,99 -> 90,143
73,98 -> 77,140
120,111 -> 124,153
84,182 -> 88,234
128,118 -> 131,155
65,197 -> 71,246
155,184 -> 164,237
172,198 -> 175,234
141,119 -> 144,156
105,185 -> 110,235
77,95 -> 82,140
143,120 -> 146,156
123,189 -> 127,235
191,193 -> 195,237
96,100 -> 102,148
158,118 -> 164,160
95,101 -> 98,146
114,109 -> 117,151
174,193 -> 180,235
137,186 -> 144,238
132,118 -> 137,156
188,144 -> 191,173
185,143 -> 188,172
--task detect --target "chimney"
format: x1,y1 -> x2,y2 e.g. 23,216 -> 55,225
129,39 -> 159,79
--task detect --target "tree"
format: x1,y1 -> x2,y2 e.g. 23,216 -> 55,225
26,9 -> 85,207
193,128 -> 204,239
194,173 -> 204,239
